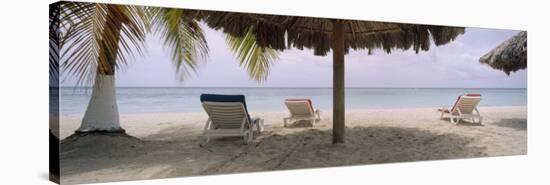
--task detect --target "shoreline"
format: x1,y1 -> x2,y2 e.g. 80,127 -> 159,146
58,105 -> 527,117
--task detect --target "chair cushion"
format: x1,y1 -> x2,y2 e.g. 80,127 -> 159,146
450,93 -> 482,112
285,98 -> 314,112
465,93 -> 482,97
449,96 -> 461,112
438,108 -> 450,113
200,94 -> 251,123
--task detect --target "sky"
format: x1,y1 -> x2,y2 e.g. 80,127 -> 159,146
61,23 -> 527,88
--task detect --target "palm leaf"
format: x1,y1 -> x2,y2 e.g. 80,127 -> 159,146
58,2 -> 149,85
226,27 -> 279,81
49,2 -> 62,85
150,7 -> 209,80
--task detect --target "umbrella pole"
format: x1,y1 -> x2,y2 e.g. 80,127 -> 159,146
332,20 -> 345,144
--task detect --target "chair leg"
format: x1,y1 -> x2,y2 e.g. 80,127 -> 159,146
248,130 -> 254,143
200,135 -> 210,147
477,116 -> 483,125
450,115 -> 456,124
257,119 -> 264,133
243,134 -> 248,145
243,130 -> 252,145
283,118 -> 287,127
315,109 -> 321,121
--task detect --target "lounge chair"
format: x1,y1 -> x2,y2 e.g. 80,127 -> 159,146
438,93 -> 483,125
200,94 -> 264,146
283,99 -> 321,127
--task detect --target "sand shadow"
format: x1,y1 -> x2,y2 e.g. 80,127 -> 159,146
439,118 -> 484,126
60,132 -> 149,175
59,125 -> 493,184
143,124 -> 203,142
204,126 -> 490,173
285,120 -> 315,128
59,125 -> 257,184
492,118 -> 527,130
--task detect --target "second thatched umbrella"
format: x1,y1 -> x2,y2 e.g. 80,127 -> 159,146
479,31 -> 527,75
196,10 -> 465,143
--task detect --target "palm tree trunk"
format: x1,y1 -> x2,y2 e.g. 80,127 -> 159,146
332,20 -> 345,143
77,74 -> 123,132
77,16 -> 124,133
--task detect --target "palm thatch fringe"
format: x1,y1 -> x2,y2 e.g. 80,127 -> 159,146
189,10 -> 464,56
479,31 -> 527,75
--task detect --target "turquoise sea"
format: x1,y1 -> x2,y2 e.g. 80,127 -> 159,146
58,87 -> 527,114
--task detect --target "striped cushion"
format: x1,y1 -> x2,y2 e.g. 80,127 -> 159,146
200,94 -> 251,123
465,93 -> 481,97
450,93 -> 482,112
285,98 -> 314,112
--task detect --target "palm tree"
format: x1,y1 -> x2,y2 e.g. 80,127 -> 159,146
52,2 -> 208,132
51,2 -> 275,133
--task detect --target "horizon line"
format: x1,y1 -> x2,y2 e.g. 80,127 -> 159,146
56,86 -> 527,89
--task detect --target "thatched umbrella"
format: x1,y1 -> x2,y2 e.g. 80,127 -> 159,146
479,31 -> 527,75
193,10 -> 464,143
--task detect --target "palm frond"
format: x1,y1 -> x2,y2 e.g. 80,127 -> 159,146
225,27 -> 279,81
58,2 -> 149,85
49,2 -> 62,85
150,8 -> 209,80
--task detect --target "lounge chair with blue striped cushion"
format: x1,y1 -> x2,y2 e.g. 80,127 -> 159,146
200,94 -> 264,146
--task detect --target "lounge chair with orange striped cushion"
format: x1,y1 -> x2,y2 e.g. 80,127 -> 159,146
283,99 -> 321,127
438,94 -> 483,125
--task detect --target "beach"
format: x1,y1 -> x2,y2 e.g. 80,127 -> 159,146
59,105 -> 527,184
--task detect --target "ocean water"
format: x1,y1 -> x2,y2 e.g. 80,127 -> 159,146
58,87 -> 527,114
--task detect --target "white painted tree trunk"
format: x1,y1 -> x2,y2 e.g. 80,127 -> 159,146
77,74 -> 124,132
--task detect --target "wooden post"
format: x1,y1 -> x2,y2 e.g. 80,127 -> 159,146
332,20 -> 345,143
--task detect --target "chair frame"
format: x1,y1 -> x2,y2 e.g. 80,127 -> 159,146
439,96 -> 483,125
200,102 -> 263,146
283,100 -> 321,127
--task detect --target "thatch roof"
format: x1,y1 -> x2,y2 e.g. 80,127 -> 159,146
479,31 -> 527,75
189,10 -> 465,56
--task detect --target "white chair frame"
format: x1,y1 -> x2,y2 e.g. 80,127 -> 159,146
200,102 -> 263,146
439,96 -> 483,125
283,101 -> 321,127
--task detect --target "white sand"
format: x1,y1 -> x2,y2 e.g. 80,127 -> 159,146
58,106 -> 527,184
